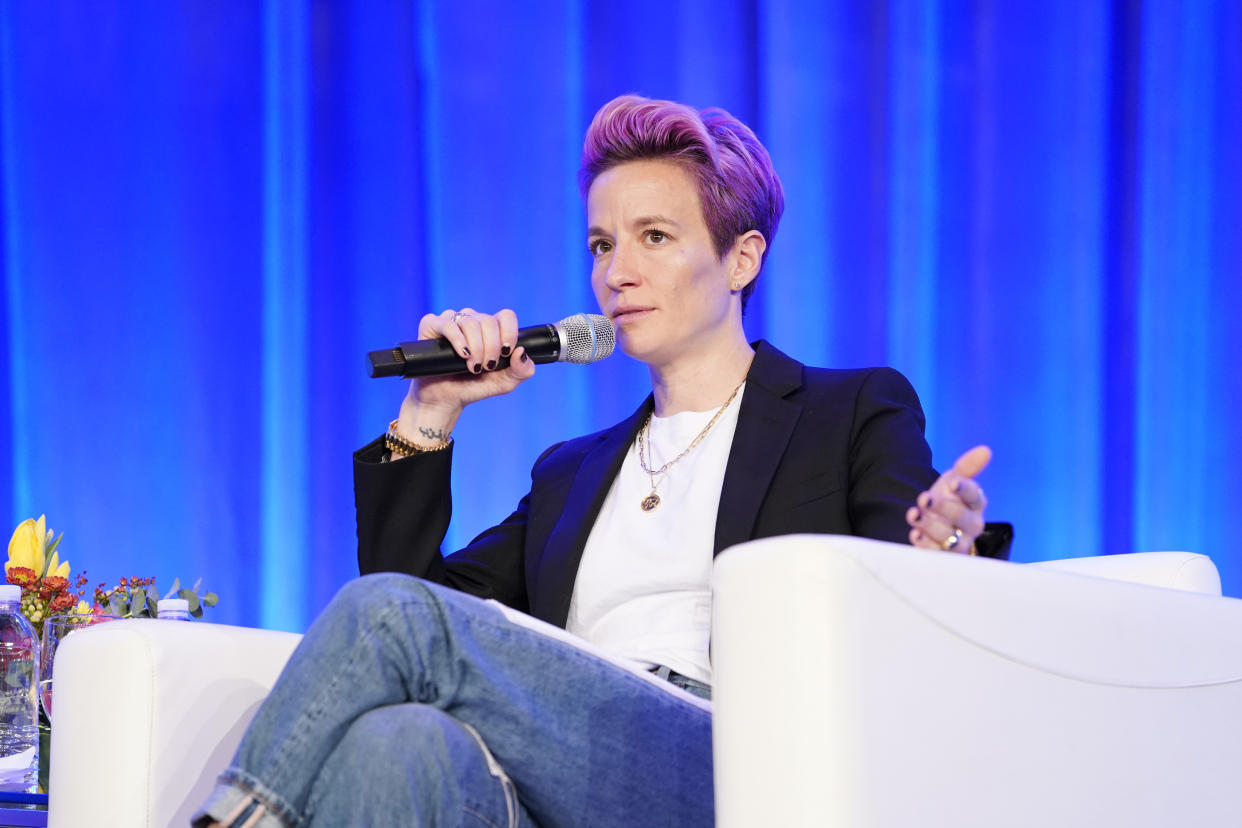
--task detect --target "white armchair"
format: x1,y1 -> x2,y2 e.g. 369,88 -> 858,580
48,539 -> 1240,827
712,536 -> 1242,827
48,621 -> 301,827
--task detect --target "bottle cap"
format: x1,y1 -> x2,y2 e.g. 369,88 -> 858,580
158,598 -> 190,614
0,585 -> 21,603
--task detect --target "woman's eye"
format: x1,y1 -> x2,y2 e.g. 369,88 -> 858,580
646,230 -> 668,244
589,239 -> 612,256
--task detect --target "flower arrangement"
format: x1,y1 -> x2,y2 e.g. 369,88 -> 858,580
6,515 -> 218,637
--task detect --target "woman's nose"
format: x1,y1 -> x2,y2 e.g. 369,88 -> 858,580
602,245 -> 639,290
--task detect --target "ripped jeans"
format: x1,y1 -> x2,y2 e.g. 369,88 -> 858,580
192,574 -> 714,827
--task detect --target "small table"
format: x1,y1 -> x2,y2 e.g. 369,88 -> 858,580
0,792 -> 47,827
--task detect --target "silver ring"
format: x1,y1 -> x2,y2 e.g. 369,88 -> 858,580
452,312 -> 468,324
941,529 -> 963,552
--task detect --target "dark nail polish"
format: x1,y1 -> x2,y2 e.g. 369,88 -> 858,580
926,497 -> 934,508
472,364 -> 482,374
486,360 -> 497,370
913,508 -> 922,522
520,352 -> 529,363
501,345 -> 512,357
462,347 -> 471,357
953,480 -> 962,493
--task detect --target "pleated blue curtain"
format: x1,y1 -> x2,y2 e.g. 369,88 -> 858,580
2,1 -> 1238,631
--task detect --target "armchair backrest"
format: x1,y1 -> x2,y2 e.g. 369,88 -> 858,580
1028,550 -> 1221,595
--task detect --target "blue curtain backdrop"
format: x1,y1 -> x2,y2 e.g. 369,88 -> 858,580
1,2 -> 1238,631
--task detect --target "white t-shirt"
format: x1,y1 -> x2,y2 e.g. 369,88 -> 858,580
565,386 -> 745,684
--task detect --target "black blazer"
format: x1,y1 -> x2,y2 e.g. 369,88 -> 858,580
355,341 -> 1009,628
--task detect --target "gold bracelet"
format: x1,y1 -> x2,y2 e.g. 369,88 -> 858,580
386,419 -> 453,458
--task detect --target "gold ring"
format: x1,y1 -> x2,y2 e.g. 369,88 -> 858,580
941,529 -> 963,552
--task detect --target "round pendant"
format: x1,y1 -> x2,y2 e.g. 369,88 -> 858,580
640,493 -> 661,512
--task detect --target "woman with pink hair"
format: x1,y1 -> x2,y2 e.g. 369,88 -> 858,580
196,95 -> 1001,827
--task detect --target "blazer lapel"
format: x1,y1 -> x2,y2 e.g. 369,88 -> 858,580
713,341 -> 804,555
541,396 -> 652,626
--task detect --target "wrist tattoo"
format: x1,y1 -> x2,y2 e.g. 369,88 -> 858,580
418,426 -> 448,442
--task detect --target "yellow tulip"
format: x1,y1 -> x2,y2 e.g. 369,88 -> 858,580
6,516 -> 45,576
50,556 -> 71,579
5,515 -> 71,579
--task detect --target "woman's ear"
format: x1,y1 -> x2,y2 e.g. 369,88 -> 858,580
728,230 -> 767,291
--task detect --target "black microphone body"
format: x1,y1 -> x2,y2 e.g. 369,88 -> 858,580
367,314 -> 614,379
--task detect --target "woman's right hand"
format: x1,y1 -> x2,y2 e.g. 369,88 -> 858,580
393,308 -> 537,449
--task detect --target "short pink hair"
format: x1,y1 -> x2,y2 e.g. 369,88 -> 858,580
580,95 -> 785,310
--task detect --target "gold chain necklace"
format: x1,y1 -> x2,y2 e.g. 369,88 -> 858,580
636,379 -> 745,512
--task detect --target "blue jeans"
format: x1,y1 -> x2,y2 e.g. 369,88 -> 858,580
193,574 -> 714,827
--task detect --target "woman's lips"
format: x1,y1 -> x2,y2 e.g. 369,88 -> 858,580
613,308 -> 654,325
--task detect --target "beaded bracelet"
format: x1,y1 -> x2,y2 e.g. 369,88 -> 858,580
385,419 -> 452,458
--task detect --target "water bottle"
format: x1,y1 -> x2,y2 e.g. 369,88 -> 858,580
157,598 -> 191,621
0,584 -> 39,791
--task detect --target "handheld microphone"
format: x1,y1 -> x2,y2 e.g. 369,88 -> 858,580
367,313 -> 616,379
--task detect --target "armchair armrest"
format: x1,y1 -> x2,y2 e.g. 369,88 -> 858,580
48,620 -> 301,828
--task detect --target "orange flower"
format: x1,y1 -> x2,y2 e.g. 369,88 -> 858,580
6,567 -> 36,588
47,592 -> 77,613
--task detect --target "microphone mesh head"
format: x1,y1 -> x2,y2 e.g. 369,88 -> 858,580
557,313 -> 616,364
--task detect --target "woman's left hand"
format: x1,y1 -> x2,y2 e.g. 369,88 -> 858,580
907,445 -> 992,554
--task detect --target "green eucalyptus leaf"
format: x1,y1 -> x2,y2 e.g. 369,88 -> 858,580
192,578 -> 202,593
178,590 -> 201,613
165,578 -> 180,600
109,594 -> 126,617
203,592 -> 219,607
146,587 -> 161,616
190,603 -> 204,619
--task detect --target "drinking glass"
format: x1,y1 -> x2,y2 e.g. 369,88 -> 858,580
39,614 -> 120,721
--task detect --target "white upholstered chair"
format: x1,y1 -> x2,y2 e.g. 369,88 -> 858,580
49,538 -> 1238,827
712,536 -> 1240,827
48,621 -> 301,827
